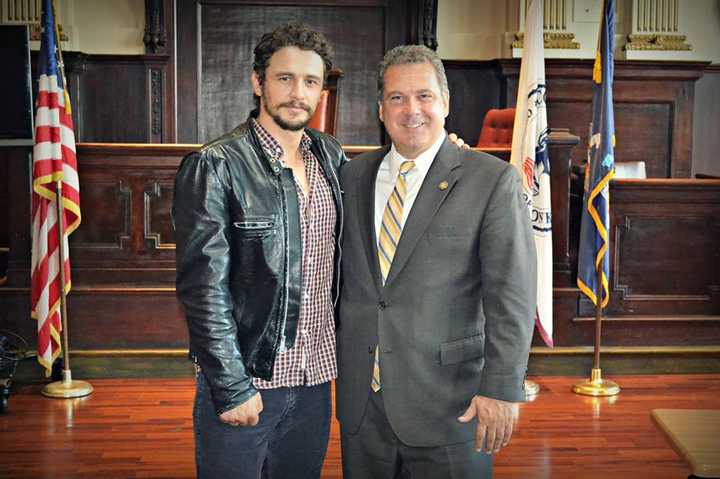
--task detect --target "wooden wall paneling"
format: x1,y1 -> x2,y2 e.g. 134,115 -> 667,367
0,154 -> 8,277
68,144 -> 189,286
31,52 -> 173,143
160,0 -> 177,142
65,291 -> 187,349
608,179 -> 720,315
0,144 -> 195,352
176,0 -> 199,143
196,2 -> 385,145
2,147 -> 32,288
443,60 -> 504,147
66,55 -> 149,143
4,143 -> 719,353
1,147 -> 33,354
0,290 -> 187,351
176,0 -> 429,146
693,65 -> 720,177
572,179 -> 720,347
498,60 -> 707,179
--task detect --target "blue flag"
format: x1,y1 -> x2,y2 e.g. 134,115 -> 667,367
577,0 -> 615,308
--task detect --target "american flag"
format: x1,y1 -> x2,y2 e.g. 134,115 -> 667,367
31,0 -> 81,377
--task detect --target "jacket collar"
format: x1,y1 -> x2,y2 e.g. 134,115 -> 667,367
357,138 -> 462,290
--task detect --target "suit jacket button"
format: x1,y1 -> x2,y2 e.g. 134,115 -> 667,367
378,301 -> 387,309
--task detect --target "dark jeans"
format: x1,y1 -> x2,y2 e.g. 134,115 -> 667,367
194,372 -> 331,479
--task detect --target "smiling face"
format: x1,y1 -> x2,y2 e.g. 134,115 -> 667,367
378,62 -> 449,159
252,46 -> 325,132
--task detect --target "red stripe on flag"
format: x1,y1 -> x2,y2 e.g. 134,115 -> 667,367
34,125 -> 62,145
36,90 -> 61,112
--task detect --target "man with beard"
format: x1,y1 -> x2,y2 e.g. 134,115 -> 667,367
173,24 -> 344,479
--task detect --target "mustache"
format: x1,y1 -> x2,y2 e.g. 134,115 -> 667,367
279,102 -> 311,112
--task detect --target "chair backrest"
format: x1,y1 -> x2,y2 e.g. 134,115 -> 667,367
476,108 -> 515,148
308,90 -> 330,132
307,69 -> 343,136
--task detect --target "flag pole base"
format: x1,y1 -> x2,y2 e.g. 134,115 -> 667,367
41,370 -> 93,399
524,379 -> 540,397
572,368 -> 620,397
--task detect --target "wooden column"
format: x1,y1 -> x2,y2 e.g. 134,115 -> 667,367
548,129 -> 579,287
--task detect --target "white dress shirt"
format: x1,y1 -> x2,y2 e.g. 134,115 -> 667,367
374,131 -> 447,246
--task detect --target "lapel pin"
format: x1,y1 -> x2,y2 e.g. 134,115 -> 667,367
438,180 -> 449,190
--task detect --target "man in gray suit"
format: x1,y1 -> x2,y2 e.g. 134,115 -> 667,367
336,45 -> 537,478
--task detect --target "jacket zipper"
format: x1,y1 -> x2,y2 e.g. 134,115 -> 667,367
323,149 -> 344,308
278,173 -> 290,351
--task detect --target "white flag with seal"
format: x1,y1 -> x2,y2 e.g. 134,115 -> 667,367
510,0 -> 553,347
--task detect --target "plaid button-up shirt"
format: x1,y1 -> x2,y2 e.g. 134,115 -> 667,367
250,118 -> 338,388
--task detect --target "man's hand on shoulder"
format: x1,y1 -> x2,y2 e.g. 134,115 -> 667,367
457,395 -> 519,454
448,132 -> 470,149
219,391 -> 263,427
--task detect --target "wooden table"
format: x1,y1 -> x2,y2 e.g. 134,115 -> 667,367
651,409 -> 720,478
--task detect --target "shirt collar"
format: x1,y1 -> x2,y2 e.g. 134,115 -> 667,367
388,130 -> 447,178
251,117 -> 313,164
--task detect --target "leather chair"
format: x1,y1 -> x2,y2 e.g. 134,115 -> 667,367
307,69 -> 343,136
308,90 -> 330,132
476,108 -> 516,148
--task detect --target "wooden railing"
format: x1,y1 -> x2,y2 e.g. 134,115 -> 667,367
2,133 -> 719,356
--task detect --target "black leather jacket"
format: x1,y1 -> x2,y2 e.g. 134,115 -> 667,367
173,119 -> 345,414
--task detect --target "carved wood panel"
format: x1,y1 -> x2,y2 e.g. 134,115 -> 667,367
70,179 -> 132,253
614,216 -> 718,301
144,181 -> 176,250
605,180 -> 720,317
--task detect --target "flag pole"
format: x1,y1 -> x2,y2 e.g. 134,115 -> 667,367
524,378 -> 540,398
572,264 -> 619,396
41,180 -> 93,399
41,0 -> 92,399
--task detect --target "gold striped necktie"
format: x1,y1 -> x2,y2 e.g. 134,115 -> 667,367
372,159 -> 415,392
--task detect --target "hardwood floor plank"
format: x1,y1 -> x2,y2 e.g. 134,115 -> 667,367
0,374 -> 718,478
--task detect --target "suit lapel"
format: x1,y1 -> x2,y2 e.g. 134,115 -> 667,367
356,146 -> 388,293
384,139 -> 461,286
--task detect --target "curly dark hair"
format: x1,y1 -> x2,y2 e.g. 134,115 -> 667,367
253,23 -> 334,83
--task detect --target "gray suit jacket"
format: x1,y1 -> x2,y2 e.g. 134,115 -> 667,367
335,138 -> 537,447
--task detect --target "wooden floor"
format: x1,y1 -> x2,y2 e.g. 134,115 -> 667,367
1,374 -> 719,478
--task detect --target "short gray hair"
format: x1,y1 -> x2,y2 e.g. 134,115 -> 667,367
377,45 -> 449,103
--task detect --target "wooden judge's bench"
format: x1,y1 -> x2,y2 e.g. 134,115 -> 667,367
0,131 -> 718,376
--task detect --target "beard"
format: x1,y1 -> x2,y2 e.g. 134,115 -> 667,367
261,89 -> 315,132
